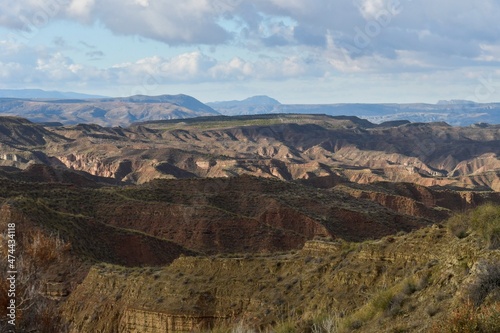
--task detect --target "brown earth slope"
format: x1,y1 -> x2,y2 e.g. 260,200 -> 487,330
0,114 -> 499,332
62,222 -> 500,333
2,114 -> 499,190
0,163 -> 498,332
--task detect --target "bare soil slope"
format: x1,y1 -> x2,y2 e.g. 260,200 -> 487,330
1,114 -> 500,191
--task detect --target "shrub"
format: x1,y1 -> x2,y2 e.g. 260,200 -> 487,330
447,213 -> 469,239
467,260 -> 500,306
273,319 -> 297,333
431,300 -> 500,333
311,314 -> 340,333
426,303 -> 440,317
342,289 -> 396,329
446,204 -> 500,249
231,321 -> 257,333
469,204 -> 500,249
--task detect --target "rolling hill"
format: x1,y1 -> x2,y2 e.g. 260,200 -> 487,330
0,94 -> 220,126
208,96 -> 500,126
0,113 -> 499,332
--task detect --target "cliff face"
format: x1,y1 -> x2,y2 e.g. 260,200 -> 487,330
1,169 -> 477,332
62,225 -> 500,333
0,112 -> 499,332
336,182 -> 500,221
50,119 -> 500,189
1,115 -> 500,190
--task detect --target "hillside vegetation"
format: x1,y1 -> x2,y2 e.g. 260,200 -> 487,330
0,165 -> 498,332
0,114 -> 499,332
61,205 -> 500,333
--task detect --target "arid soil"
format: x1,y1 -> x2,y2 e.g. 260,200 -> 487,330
0,114 -> 499,332
1,114 -> 500,191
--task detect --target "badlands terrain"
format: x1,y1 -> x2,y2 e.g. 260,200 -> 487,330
0,113 -> 499,190
0,110 -> 499,332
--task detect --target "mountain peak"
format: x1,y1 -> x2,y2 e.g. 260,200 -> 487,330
240,95 -> 281,105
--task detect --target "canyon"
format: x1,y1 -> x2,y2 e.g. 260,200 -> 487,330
1,114 -> 499,190
0,113 -> 499,332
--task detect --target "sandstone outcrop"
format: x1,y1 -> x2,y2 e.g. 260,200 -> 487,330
62,225 -> 500,332
0,115 -> 499,191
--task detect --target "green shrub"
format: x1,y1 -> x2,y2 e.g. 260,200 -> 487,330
273,320 -> 298,333
447,204 -> 500,249
447,213 -> 469,239
469,204 -> 500,249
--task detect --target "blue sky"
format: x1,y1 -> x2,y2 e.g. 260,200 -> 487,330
1,0 -> 500,104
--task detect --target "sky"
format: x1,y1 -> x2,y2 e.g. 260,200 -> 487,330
1,0 -> 500,104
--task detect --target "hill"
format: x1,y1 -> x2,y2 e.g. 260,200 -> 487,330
0,112 -> 499,332
0,94 -> 220,126
1,169 -> 496,332
1,114 -> 500,191
209,97 -> 500,126
63,217 -> 500,332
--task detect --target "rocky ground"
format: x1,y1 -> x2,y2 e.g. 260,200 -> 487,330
1,114 -> 500,190
0,114 -> 498,332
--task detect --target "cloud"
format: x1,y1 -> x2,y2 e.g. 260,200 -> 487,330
67,0 -> 96,21
0,39 -> 327,88
0,61 -> 23,79
2,38 -> 500,104
79,40 -> 96,49
1,0 -> 500,85
35,52 -> 83,80
86,50 -> 104,60
110,51 -> 323,83
1,0 -> 500,62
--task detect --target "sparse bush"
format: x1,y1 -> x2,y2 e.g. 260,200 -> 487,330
273,319 -> 297,333
416,273 -> 430,291
371,289 -> 395,313
426,303 -> 440,317
431,300 -> 500,333
387,292 -> 406,317
231,321 -> 257,333
447,213 -> 469,239
469,204 -> 500,249
467,260 -> 500,306
401,279 -> 417,295
447,204 -> 500,249
342,289 -> 396,329
311,314 -> 340,333
24,230 -> 71,264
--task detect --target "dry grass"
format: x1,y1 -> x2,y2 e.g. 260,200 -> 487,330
447,203 -> 500,249
430,300 -> 500,333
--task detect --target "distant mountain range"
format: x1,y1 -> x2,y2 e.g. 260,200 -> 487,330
1,89 -> 500,126
208,96 -> 500,126
0,94 -> 219,126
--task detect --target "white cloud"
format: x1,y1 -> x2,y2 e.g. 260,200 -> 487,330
134,0 -> 149,8
0,61 -> 23,79
35,52 -> 82,80
67,0 -> 96,21
354,0 -> 401,20
1,0 -> 500,62
1,0 -> 500,100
